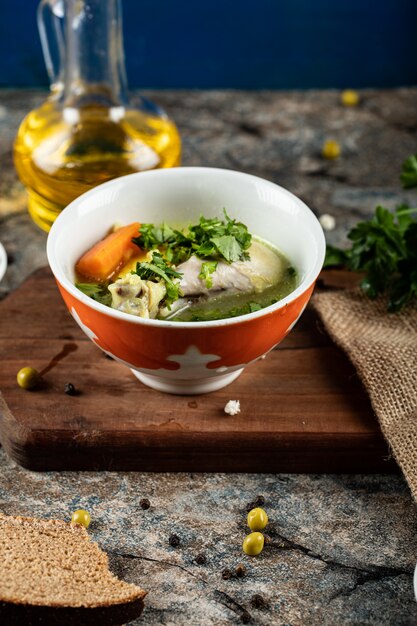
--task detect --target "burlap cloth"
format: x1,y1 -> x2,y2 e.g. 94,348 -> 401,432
312,289 -> 417,498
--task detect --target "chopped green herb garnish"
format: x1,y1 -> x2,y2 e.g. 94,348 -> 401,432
132,210 -> 252,266
199,261 -> 218,288
133,251 -> 182,307
135,222 -> 177,250
76,283 -> 112,307
247,302 -> 263,313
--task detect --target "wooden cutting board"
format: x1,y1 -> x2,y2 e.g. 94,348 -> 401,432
0,267 -> 396,472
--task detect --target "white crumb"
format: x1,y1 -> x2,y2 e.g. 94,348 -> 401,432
319,213 -> 336,231
224,400 -> 241,416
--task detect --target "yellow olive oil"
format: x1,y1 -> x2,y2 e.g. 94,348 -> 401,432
14,101 -> 181,232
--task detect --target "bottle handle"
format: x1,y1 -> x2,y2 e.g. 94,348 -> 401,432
37,0 -> 65,94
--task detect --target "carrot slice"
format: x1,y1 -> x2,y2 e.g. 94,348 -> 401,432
76,222 -> 141,281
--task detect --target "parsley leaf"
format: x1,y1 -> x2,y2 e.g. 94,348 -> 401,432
132,223 -> 176,249
400,153 -> 417,189
191,210 -> 251,262
210,235 -> 242,262
324,246 -> 350,267
133,251 -> 182,307
199,261 -> 218,288
76,283 -> 112,307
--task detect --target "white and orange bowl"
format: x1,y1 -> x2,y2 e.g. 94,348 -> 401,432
47,167 -> 325,395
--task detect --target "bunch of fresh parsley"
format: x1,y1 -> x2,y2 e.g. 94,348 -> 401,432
324,154 -> 417,312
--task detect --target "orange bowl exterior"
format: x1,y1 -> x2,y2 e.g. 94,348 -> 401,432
57,280 -> 315,374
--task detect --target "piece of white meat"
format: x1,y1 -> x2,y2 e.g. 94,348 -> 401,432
178,241 -> 283,296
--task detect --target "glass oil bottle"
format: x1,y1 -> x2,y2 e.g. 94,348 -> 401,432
14,0 -> 181,231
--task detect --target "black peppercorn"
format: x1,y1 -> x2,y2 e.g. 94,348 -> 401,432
241,611 -> 251,623
254,495 -> 265,506
195,553 -> 207,565
235,564 -> 246,578
221,567 -> 232,580
64,383 -> 77,396
169,533 -> 180,547
139,498 -> 150,510
250,594 -> 267,609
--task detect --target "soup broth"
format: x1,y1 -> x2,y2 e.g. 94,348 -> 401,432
164,247 -> 297,322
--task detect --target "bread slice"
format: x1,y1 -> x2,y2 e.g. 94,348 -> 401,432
0,513 -> 146,625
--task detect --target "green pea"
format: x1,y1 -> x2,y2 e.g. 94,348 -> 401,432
16,367 -> 41,390
71,509 -> 91,528
247,507 -> 268,531
322,139 -> 341,160
243,532 -> 264,556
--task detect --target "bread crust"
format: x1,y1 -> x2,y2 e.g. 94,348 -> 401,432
0,512 -> 146,624
0,597 -> 145,625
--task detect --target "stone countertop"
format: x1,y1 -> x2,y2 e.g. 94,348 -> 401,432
1,88 -> 417,625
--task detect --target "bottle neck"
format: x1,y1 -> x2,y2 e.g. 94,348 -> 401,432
64,0 -> 128,107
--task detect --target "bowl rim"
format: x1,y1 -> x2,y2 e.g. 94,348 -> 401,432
0,241 -> 7,284
47,166 -> 326,328
414,562 -> 417,600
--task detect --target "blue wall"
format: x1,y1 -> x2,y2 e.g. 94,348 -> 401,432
1,0 -> 416,88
